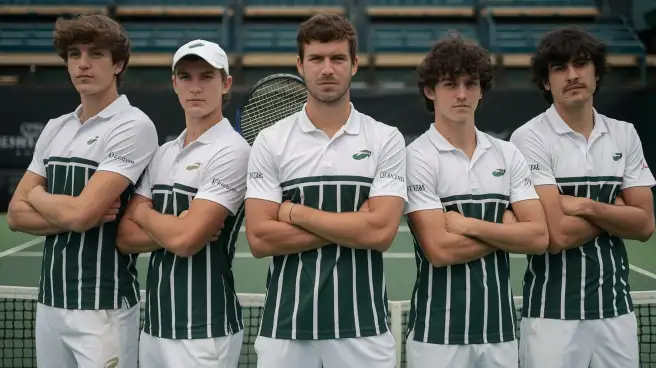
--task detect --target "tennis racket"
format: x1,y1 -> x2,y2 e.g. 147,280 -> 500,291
235,73 -> 308,146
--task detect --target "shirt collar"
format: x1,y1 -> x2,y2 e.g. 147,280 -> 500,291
428,124 -> 492,152
72,94 -> 131,122
174,118 -> 233,147
298,102 -> 361,135
546,104 -> 607,136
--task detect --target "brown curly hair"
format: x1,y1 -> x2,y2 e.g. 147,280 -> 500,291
531,26 -> 607,104
53,14 -> 131,87
297,13 -> 357,64
417,33 -> 494,112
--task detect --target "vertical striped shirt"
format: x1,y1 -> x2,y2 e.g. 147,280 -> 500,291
26,95 -> 158,310
405,126 -> 539,344
136,119 -> 250,339
511,105 -> 656,320
246,104 -> 408,340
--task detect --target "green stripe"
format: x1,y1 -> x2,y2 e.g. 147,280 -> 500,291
440,193 -> 510,203
281,175 -> 373,188
556,176 -> 623,184
44,156 -> 99,167
173,183 -> 199,194
152,184 -> 172,191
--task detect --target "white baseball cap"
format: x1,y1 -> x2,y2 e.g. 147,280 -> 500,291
172,39 -> 230,75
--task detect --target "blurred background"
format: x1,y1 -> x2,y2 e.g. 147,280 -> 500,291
1,0 -> 656,367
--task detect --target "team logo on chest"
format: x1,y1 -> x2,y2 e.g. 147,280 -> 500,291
185,161 -> 202,171
492,169 -> 506,177
352,149 -> 371,160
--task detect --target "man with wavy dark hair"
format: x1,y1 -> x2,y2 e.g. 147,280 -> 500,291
404,34 -> 548,367
6,14 -> 158,368
510,27 -> 655,368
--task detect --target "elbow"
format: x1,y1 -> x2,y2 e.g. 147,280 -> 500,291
358,227 -> 396,253
423,244 -> 453,268
636,222 -> 654,243
246,230 -> 271,259
6,211 -> 19,232
528,226 -> 550,255
166,234 -> 205,258
427,250 -> 453,268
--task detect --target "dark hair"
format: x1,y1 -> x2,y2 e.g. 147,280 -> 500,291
53,14 -> 131,88
174,54 -> 230,106
417,33 -> 494,112
531,26 -> 608,103
297,13 -> 357,64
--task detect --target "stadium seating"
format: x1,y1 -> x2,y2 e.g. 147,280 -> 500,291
241,23 -> 297,66
369,23 -> 482,66
0,21 -> 232,67
491,22 -> 645,67
366,0 -> 474,17
115,0 -> 227,17
483,0 -> 599,17
0,0 -> 107,15
243,0 -> 345,17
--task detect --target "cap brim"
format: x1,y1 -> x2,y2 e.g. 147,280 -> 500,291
172,50 -> 226,72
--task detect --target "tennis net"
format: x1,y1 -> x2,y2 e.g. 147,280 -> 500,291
2,286 -> 656,367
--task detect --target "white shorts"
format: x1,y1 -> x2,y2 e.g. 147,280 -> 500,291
406,330 -> 518,368
519,312 -> 639,368
139,330 -> 244,368
254,331 -> 396,368
35,302 -> 140,368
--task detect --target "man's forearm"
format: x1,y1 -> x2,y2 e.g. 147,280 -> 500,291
247,219 -> 331,258
27,189 -> 81,231
7,199 -> 65,236
117,217 -> 161,254
579,201 -> 653,241
133,209 -> 194,253
427,233 -> 496,267
290,205 -> 396,251
549,215 -> 603,253
463,219 -> 547,254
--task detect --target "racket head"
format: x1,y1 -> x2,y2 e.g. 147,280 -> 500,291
235,73 -> 307,146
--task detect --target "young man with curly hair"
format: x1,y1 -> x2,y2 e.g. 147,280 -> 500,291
6,14 -> 158,368
403,34 -> 548,368
510,27 -> 655,368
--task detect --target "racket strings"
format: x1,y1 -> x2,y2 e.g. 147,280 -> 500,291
240,78 -> 307,145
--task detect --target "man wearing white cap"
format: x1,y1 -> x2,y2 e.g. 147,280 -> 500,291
116,39 -> 250,368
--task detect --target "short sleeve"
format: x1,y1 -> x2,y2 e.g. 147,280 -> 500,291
621,124 -> 656,190
134,163 -> 153,200
509,145 -> 540,203
26,120 -> 55,178
509,127 -> 556,186
404,146 -> 442,215
97,117 -> 159,185
194,142 -> 251,215
370,128 -> 408,201
245,132 -> 282,204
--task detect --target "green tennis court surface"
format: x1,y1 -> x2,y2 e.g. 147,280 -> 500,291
2,214 -> 656,367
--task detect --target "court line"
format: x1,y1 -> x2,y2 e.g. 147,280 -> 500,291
628,264 -> 656,280
0,237 -> 44,258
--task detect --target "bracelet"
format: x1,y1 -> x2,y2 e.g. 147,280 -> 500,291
289,203 -> 296,223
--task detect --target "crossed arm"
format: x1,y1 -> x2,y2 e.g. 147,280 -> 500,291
408,199 -> 548,268
117,194 -> 226,258
7,170 -> 126,235
245,196 -> 405,258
